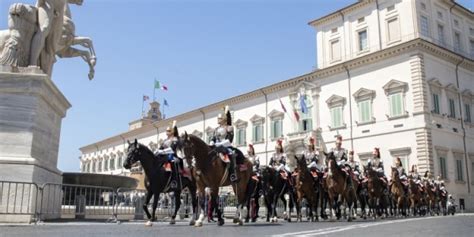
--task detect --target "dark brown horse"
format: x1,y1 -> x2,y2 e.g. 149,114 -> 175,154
423,179 -> 439,215
324,152 -> 357,222
294,155 -> 320,222
390,167 -> 408,217
408,177 -> 423,216
365,167 -> 389,219
123,139 -> 197,226
180,133 -> 252,226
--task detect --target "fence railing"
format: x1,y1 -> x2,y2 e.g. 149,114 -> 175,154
0,180 -> 295,223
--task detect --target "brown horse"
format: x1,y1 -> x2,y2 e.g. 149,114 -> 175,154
324,152 -> 357,222
365,167 -> 389,219
180,133 -> 252,226
407,177 -> 423,216
390,167 -> 408,217
294,155 -> 320,222
423,179 -> 438,215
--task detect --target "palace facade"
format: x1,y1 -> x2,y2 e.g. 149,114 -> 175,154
79,0 -> 474,210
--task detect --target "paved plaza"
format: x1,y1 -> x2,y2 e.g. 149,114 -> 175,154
1,214 -> 473,237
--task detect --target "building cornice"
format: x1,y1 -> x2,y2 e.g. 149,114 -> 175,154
308,0 -> 375,27
79,39 -> 474,153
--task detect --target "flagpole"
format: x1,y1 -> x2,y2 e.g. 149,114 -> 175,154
162,98 -> 165,119
141,97 -> 145,118
153,79 -> 156,102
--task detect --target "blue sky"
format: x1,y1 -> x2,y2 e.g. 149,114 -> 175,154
1,0 -> 472,172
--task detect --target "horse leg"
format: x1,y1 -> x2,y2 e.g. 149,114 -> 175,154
143,191 -> 153,221
170,191 -> 181,224
194,190 -> 206,227
149,194 -> 159,225
252,194 -> 260,222
213,194 -> 225,226
56,47 -> 95,80
271,195 -> 279,222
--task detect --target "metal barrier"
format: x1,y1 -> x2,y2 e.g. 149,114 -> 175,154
0,181 -> 40,223
0,180 -> 300,222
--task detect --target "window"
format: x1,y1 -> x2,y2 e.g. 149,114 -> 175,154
438,24 -> 445,46
389,93 -> 404,117
439,157 -> 447,179
448,98 -> 456,118
98,160 -> 102,172
454,19 -> 459,28
235,127 -> 246,146
454,32 -> 462,52
252,123 -> 264,143
118,155 -> 123,169
465,103 -> 472,123
420,16 -> 430,37
437,11 -> 443,19
432,93 -> 440,114
387,18 -> 401,42
92,161 -> 96,173
470,28 -> 474,36
330,106 -> 343,128
300,117 -> 313,132
110,157 -> 115,170
420,2 -> 426,10
358,30 -> 368,51
104,159 -> 109,172
358,99 -> 372,123
330,40 -> 341,61
456,160 -> 464,181
271,119 -> 283,139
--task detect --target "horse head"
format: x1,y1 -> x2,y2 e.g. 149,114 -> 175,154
295,155 -> 307,170
325,151 -> 337,176
123,139 -> 157,170
123,139 -> 140,169
181,132 -> 195,161
391,166 -> 399,180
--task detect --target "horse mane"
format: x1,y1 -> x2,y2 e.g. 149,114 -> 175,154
137,143 -> 166,167
187,134 -> 213,172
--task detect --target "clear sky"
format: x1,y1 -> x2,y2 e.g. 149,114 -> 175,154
0,0 -> 472,172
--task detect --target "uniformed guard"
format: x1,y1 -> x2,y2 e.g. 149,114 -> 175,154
247,144 -> 260,175
156,120 -> 179,172
210,106 -> 238,182
269,139 -> 289,179
305,137 -> 320,172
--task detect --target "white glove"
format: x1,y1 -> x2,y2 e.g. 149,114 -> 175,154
216,139 -> 232,147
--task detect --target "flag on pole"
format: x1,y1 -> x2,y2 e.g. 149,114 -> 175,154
143,95 -> 150,101
279,98 -> 287,113
154,80 -> 168,91
290,100 -> 300,121
300,94 -> 308,114
164,99 -> 169,107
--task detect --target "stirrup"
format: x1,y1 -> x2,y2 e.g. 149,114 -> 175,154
230,173 -> 238,182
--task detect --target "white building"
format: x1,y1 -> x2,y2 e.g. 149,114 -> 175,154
79,0 -> 474,210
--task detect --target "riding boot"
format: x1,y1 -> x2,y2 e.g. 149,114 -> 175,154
229,154 -> 239,183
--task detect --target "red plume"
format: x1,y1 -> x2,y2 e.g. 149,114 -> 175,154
309,137 -> 315,145
248,144 -> 254,150
277,139 -> 283,146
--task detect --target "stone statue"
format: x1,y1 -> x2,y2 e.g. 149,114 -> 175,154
0,0 -> 96,80
0,4 -> 38,68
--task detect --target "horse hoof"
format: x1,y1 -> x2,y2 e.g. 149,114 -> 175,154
145,221 -> 153,227
238,220 -> 243,226
218,219 -> 225,226
233,218 -> 239,224
169,219 -> 176,225
348,218 -> 352,222
189,220 -> 196,226
194,221 -> 203,227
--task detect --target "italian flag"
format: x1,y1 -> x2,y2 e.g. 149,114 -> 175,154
154,80 -> 168,91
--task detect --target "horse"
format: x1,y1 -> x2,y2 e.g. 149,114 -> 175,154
324,152 -> 358,222
364,166 -> 389,219
423,179 -> 439,216
294,155 -> 320,222
180,133 -> 252,227
123,139 -> 197,226
260,166 -> 297,223
390,167 -> 408,217
407,177 -> 423,216
244,170 -> 263,223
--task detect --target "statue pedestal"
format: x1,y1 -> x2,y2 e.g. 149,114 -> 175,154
0,68 -> 71,222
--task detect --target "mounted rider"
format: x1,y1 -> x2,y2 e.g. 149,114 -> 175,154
409,165 -> 424,192
305,137 -> 321,177
270,139 -> 290,179
394,157 -> 408,183
247,144 -> 260,177
210,105 -> 238,183
329,135 -> 353,188
156,120 -> 179,172
367,148 -> 388,190
347,150 -> 361,180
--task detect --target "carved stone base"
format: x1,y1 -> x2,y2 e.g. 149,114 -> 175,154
0,69 -> 71,222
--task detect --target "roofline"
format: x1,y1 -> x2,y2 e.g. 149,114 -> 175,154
308,0 -> 473,27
